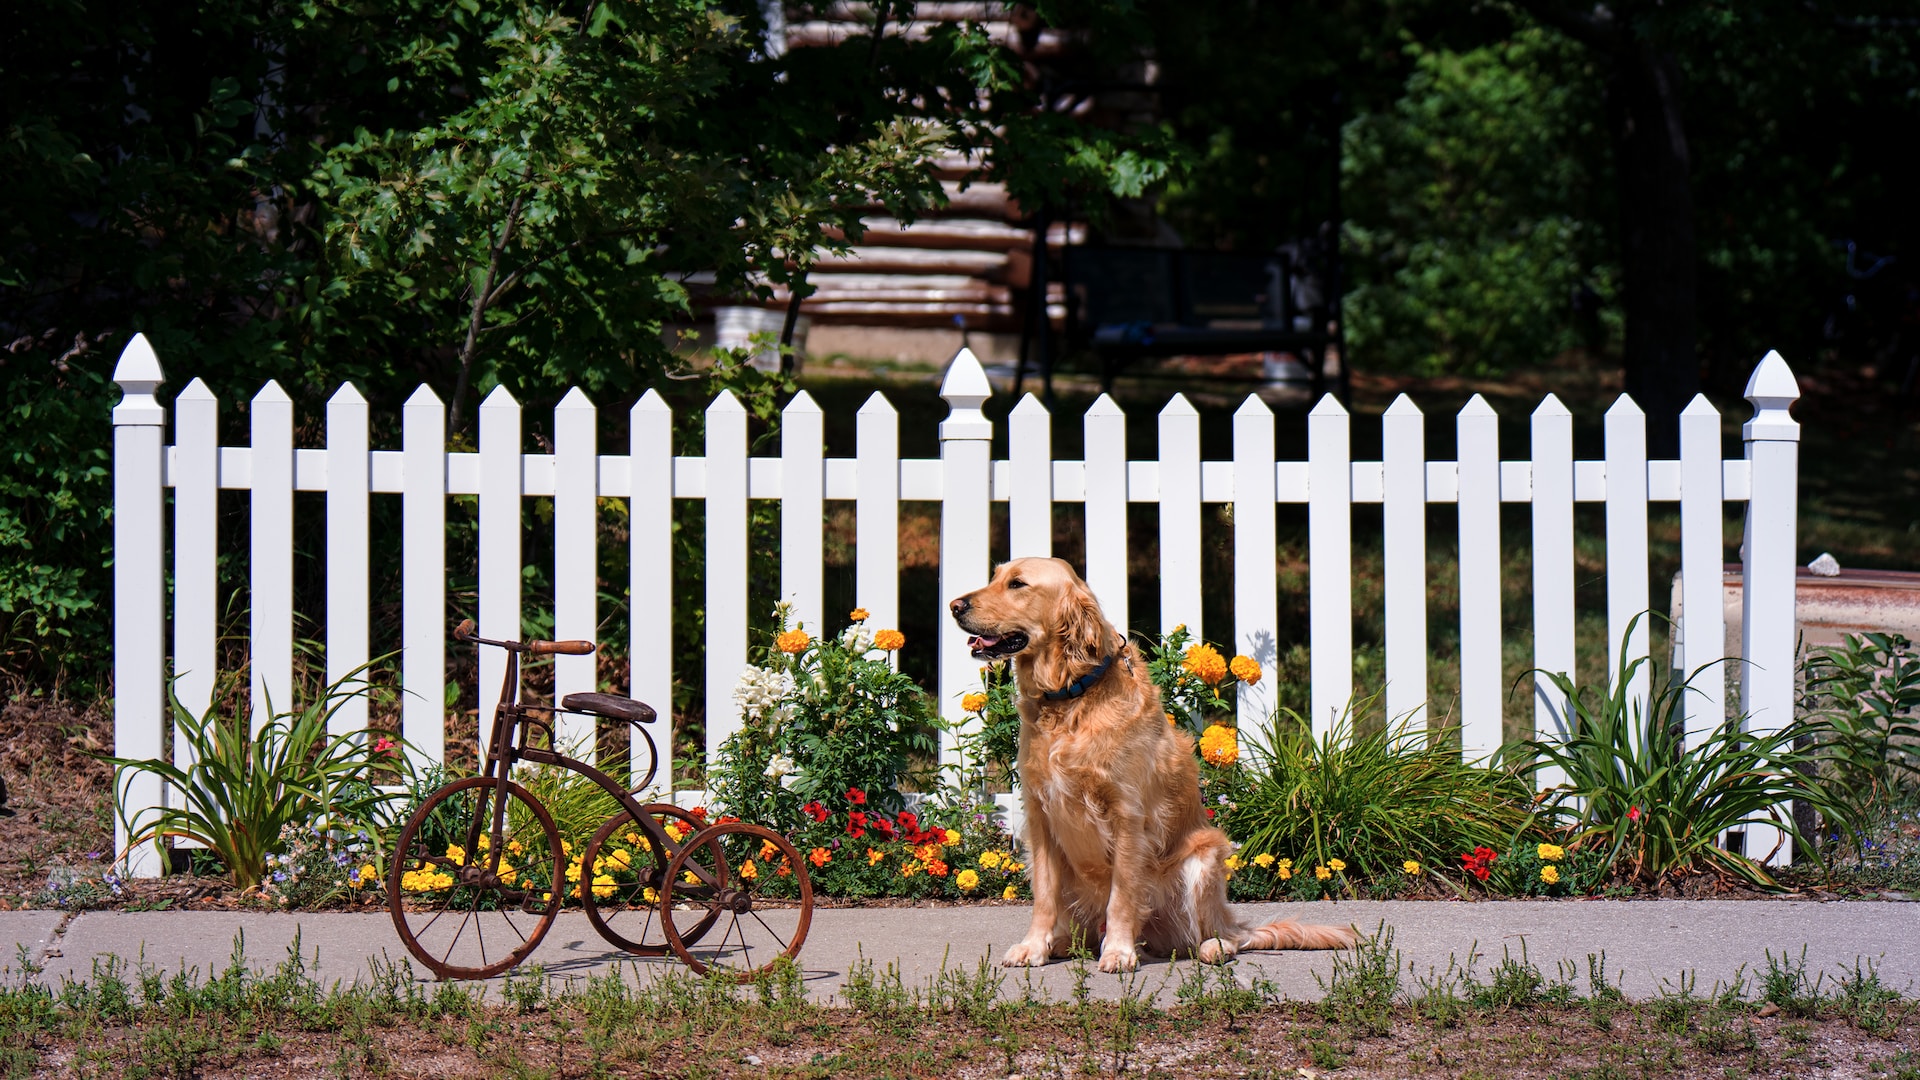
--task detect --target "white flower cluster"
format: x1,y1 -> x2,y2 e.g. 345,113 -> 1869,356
765,753 -> 799,787
732,664 -> 797,722
839,624 -> 875,653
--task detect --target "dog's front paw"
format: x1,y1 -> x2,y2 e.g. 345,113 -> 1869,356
1098,944 -> 1139,973
1196,937 -> 1236,965
1002,940 -> 1052,968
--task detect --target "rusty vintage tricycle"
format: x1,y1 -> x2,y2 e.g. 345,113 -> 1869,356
386,619 -> 813,980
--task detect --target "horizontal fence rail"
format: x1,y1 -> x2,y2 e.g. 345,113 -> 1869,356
108,337 -> 1804,875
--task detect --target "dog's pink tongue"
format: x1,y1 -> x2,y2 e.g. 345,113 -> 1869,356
968,634 -> 1001,651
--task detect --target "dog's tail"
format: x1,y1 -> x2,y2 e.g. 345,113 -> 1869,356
1242,919 -> 1357,952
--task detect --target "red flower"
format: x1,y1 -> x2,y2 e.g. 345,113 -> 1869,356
688,806 -> 709,822
845,821 -> 867,839
1627,806 -> 1641,822
846,788 -> 867,806
372,735 -> 395,756
869,816 -> 896,840
1459,847 -> 1497,883
1471,864 -> 1491,882
717,815 -> 740,825
802,801 -> 828,823
848,810 -> 868,827
1206,808 -> 1216,818
896,810 -> 918,831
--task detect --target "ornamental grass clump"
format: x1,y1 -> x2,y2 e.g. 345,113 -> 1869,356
1224,702 -> 1540,885
711,604 -> 939,829
1525,618 -> 1859,889
105,668 -> 411,890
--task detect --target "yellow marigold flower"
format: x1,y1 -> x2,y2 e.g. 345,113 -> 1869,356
961,692 -> 989,713
1328,858 -> 1347,873
508,840 -> 524,855
624,831 -> 641,846
476,834 -> 490,851
1003,885 -> 1018,900
867,847 -> 885,866
901,860 -> 922,878
444,844 -> 466,866
496,863 -> 518,886
776,628 -> 811,654
1277,866 -> 1292,881
591,874 -> 617,899
1183,644 -> 1228,685
957,869 -> 981,892
1314,865 -> 1332,881
978,850 -> 1003,870
915,843 -> 941,863
850,608 -> 871,622
760,839 -> 780,861
1252,853 -> 1276,869
1540,865 -> 1561,885
943,828 -> 962,846
682,870 -> 700,885
1403,860 -> 1421,875
1229,655 -> 1261,686
739,860 -> 758,881
873,629 -> 905,651
1276,858 -> 1293,869
1199,724 -> 1239,767
606,849 -> 632,870
1225,854 -> 1247,871
1537,843 -> 1566,862
663,822 -> 684,843
566,859 -> 583,882
643,887 -> 659,904
356,864 -> 378,886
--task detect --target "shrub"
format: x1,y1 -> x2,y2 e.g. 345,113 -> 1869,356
1223,703 -> 1540,886
1525,622 -> 1858,889
710,605 -> 940,828
105,671 -> 411,890
1802,632 -> 1920,824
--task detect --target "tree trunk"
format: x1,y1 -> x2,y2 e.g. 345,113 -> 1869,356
1608,38 -> 1697,456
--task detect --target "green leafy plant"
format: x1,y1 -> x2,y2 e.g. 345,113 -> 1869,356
104,670 -> 411,890
1224,701 -> 1539,883
710,606 -> 940,827
1525,620 -> 1858,889
1802,632 -> 1920,823
1143,625 -> 1263,733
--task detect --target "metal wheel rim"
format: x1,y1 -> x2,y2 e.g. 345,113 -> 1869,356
579,803 -> 721,956
660,822 -> 813,982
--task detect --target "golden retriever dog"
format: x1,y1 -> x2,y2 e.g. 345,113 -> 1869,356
951,557 -> 1356,973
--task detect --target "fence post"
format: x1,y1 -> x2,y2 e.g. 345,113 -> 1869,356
939,349 -> 993,773
112,334 -> 167,877
1381,395 -> 1428,733
1740,350 -> 1800,866
1307,395 -> 1353,740
1456,395 -> 1502,761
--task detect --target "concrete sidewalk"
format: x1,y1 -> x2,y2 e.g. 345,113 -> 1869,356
7,902 -> 1916,1004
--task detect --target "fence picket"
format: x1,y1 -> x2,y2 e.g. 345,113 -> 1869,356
553,388 -> 598,751
1159,395 -> 1202,639
1457,395 -> 1502,760
1308,395 -> 1353,739
1008,394 -> 1052,558
1604,396 -> 1651,724
1381,395 -> 1427,731
173,380 -> 219,743
401,387 -> 447,769
1678,395 -> 1728,746
251,382 -> 295,731
325,384 -> 370,739
478,386 -> 523,755
1740,352 -> 1801,865
1531,395 -> 1576,788
781,391 -> 825,635
630,391 -> 673,788
1233,396 -> 1278,743
855,392 -> 900,633
939,351 -> 993,770
1083,395 -> 1129,632
113,336 -> 167,877
705,392 -> 749,761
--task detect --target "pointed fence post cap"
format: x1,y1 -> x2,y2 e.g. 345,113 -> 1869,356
328,382 -> 367,405
1532,393 -> 1571,417
556,386 -> 595,410
1010,392 -> 1049,418
1458,393 -> 1497,418
784,388 -> 822,415
112,333 -> 167,426
1383,393 -> 1423,417
1308,393 -> 1349,417
481,384 -> 520,408
1160,392 -> 1198,418
1743,350 -> 1801,442
857,389 -> 897,417
940,347 -> 993,441
404,383 -> 444,409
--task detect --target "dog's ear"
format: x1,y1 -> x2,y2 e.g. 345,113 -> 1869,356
1033,577 -> 1111,689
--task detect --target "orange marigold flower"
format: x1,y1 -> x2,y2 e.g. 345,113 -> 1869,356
776,629 -> 811,654
1229,654 -> 1261,685
739,860 -> 759,880
961,692 -> 989,713
849,608 -> 871,622
1199,724 -> 1239,767
926,859 -> 949,877
873,629 -> 905,651
809,847 -> 832,868
867,847 -> 886,866
1183,644 -> 1228,685
760,839 -> 780,861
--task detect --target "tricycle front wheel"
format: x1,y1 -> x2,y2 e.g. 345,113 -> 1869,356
580,803 -> 722,956
659,822 -> 813,981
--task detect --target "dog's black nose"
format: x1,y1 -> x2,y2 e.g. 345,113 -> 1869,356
950,597 -> 970,618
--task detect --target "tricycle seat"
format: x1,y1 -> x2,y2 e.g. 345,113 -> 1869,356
560,693 -> 656,724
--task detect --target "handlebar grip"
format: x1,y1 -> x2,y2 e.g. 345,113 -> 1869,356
527,639 -> 596,656
453,619 -> 477,641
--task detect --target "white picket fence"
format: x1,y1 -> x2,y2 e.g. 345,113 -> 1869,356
108,336 -> 1804,875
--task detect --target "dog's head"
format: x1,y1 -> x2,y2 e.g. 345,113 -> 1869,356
948,558 -> 1113,684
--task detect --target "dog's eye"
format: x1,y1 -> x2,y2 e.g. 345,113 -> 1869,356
1008,579 -> 1027,589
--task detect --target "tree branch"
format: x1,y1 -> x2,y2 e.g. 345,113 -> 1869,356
1512,0 -> 1623,52
448,188 -> 527,434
